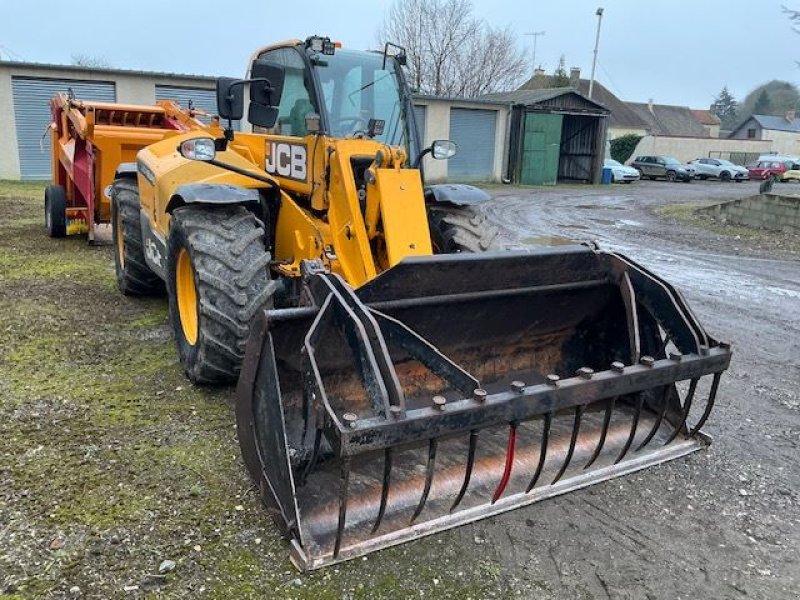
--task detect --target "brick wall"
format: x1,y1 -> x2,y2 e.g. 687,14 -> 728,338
701,193 -> 800,233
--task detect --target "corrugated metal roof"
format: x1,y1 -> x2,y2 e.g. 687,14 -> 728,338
0,60 -> 219,82
412,93 -> 510,106
481,87 -> 608,113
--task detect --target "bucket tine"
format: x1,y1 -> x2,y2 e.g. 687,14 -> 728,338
552,406 -> 583,485
450,430 -> 478,512
615,395 -> 643,464
664,378 -> 698,445
299,427 -> 323,487
636,389 -> 669,451
372,448 -> 393,533
492,421 -> 518,504
689,372 -> 721,436
410,439 -> 438,523
332,459 -> 351,559
585,396 -> 616,469
526,412 -> 553,492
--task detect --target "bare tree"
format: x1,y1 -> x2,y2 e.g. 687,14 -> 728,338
71,54 -> 112,69
377,0 -> 528,97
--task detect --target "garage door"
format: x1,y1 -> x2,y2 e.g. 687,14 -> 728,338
12,77 -> 116,179
413,105 -> 426,145
448,108 -> 496,181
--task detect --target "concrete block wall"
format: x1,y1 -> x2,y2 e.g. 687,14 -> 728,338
413,97 -> 509,183
702,193 -> 800,233
0,62 -> 216,180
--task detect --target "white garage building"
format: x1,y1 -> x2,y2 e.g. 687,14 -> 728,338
0,61 -> 510,183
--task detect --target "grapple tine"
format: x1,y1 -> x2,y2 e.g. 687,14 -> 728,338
636,389 -> 669,451
526,412 -> 552,492
332,459 -> 351,559
689,372 -> 721,436
299,427 -> 323,487
491,421 -> 518,504
410,439 -> 438,523
552,405 -> 583,485
371,447 -> 393,533
664,378 -> 698,445
585,396 -> 616,469
614,395 -> 643,464
450,430 -> 478,512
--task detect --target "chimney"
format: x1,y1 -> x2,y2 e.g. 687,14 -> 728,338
786,109 -> 796,123
648,99 -> 655,114
569,67 -> 580,88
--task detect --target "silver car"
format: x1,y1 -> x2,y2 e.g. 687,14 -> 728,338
688,158 -> 750,182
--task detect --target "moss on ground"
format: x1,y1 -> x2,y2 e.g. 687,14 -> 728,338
0,185 -> 509,599
653,202 -> 760,239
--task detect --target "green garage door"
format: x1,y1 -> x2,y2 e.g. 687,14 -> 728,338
12,77 -> 116,179
521,112 -> 563,186
448,108 -> 496,181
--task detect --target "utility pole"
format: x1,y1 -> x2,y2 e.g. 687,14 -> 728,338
588,8 -> 604,99
524,31 -> 546,71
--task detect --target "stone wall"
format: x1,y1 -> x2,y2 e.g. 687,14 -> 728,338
700,193 -> 800,233
629,134 -> 773,164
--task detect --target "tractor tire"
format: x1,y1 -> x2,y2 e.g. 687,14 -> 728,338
428,205 -> 498,253
166,205 -> 274,384
44,184 -> 67,238
110,179 -> 164,296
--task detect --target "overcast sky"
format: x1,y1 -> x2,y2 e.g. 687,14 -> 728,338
1,0 -> 797,108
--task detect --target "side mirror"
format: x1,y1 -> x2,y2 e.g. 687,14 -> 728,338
178,137 -> 216,161
216,78 -> 244,121
431,140 -> 457,160
249,60 -> 285,129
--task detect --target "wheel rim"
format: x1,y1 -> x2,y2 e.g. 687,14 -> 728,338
176,247 -> 199,346
115,208 -> 125,269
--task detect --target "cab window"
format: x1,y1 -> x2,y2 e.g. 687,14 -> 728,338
257,47 -> 318,136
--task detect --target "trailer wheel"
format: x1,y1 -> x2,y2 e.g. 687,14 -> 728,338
428,205 -> 498,253
44,185 -> 67,238
110,179 -> 164,296
167,206 -> 273,384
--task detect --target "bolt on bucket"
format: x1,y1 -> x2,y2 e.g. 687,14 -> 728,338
236,246 -> 732,571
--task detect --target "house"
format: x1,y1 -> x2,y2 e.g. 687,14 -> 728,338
728,112 -> 800,156
691,109 -> 721,138
517,68 -> 648,139
625,101 -> 709,138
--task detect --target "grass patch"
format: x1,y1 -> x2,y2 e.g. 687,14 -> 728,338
0,180 -> 46,200
653,202 -> 760,238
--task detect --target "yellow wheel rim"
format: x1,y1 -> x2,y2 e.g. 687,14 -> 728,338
115,209 -> 125,269
176,247 -> 199,345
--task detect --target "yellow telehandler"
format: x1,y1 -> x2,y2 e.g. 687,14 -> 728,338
104,36 -> 731,570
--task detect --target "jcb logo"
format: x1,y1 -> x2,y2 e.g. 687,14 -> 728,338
265,142 -> 307,181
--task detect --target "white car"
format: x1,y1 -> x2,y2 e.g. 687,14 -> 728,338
688,158 -> 749,182
604,159 -> 640,183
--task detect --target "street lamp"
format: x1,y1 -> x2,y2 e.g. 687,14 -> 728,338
588,7 -> 604,99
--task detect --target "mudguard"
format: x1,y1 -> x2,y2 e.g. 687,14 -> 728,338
425,183 -> 491,206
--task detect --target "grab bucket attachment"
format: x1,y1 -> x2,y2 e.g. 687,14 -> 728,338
236,246 -> 732,571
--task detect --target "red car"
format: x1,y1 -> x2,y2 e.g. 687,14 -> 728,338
748,159 -> 795,181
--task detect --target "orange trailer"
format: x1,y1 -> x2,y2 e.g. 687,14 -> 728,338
45,92 -> 210,241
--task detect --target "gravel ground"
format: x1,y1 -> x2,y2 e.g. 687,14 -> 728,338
0,179 -> 798,599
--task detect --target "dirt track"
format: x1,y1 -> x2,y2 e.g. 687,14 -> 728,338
0,179 -> 798,599
478,179 -> 800,599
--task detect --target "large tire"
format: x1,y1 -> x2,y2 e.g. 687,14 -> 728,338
719,171 -> 731,182
110,179 -> 164,296
428,205 -> 498,253
167,206 -> 273,384
44,184 -> 67,238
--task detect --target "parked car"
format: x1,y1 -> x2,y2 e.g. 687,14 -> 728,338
604,158 -> 640,183
747,159 -> 797,181
780,167 -> 800,182
630,155 -> 695,182
688,158 -> 749,182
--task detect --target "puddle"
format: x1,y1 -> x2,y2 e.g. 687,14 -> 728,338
575,203 -> 626,210
522,235 -> 576,246
558,223 -> 589,230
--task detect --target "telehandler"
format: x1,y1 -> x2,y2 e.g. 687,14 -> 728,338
57,36 -> 732,570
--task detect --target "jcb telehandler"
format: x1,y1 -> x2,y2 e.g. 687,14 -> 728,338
100,37 -> 730,570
